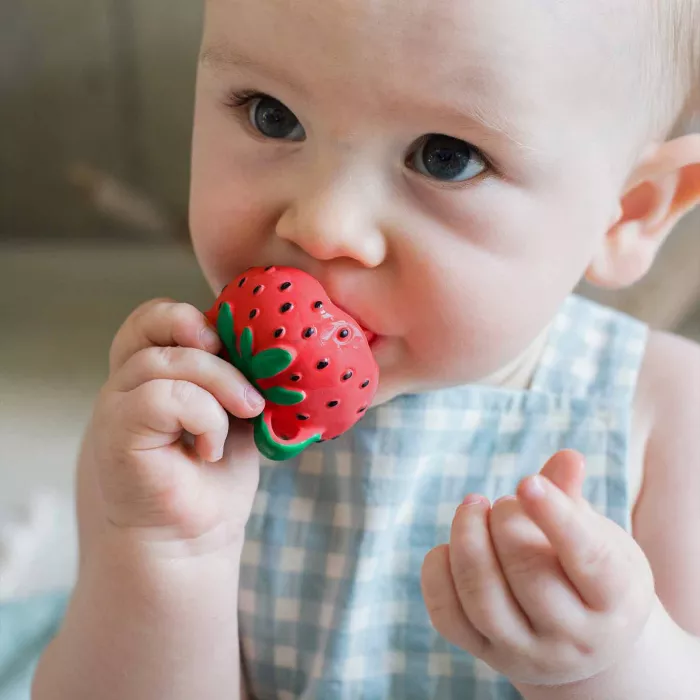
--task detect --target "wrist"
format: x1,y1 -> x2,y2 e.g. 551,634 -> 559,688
81,521 -> 245,600
100,517 -> 248,561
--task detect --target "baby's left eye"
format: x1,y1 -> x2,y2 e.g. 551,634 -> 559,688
407,134 -> 487,183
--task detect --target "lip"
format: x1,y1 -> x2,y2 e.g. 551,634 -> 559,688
331,300 -> 378,346
363,328 -> 379,346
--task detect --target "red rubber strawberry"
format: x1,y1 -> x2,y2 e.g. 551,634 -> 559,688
205,266 -> 379,461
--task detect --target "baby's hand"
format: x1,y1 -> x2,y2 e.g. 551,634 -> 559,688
81,299 -> 265,547
421,451 -> 655,687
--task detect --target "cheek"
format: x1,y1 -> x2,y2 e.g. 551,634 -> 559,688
189,107 -> 281,289
404,263 -> 555,380
189,182 -> 271,292
398,184 -> 604,378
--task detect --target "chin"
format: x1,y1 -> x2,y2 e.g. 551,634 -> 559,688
367,336 -> 403,406
366,337 -> 460,408
368,353 -> 416,408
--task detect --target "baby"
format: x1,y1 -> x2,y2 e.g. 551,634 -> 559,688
34,0 -> 700,698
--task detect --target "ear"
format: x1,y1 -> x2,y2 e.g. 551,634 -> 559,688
586,133 -> 700,289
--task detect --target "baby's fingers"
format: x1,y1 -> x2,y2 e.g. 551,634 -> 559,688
111,345 -> 264,419
110,299 -> 220,374
518,475 -> 644,610
118,379 -> 229,462
421,545 -> 487,655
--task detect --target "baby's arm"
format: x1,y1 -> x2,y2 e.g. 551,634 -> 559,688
633,331 -> 700,634
33,492 -> 247,700
32,300 -> 261,700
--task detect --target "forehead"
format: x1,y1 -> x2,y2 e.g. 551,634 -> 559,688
206,1 -> 559,86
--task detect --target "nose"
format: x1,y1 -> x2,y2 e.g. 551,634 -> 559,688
276,163 -> 388,268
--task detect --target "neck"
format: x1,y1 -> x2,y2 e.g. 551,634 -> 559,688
479,328 -> 550,391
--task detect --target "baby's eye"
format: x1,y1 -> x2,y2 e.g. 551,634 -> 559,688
247,94 -> 306,141
407,134 -> 487,183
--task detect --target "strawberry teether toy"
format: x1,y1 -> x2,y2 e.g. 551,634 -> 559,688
205,266 -> 379,461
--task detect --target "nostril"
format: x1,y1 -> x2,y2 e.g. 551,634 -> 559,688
275,194 -> 388,269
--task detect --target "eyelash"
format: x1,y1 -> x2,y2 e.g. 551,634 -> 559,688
222,89 -> 493,186
223,90 -> 272,137
225,89 -> 266,109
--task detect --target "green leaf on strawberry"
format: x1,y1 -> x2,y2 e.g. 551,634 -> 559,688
216,302 -> 240,367
253,413 -> 321,461
239,326 -> 253,366
262,386 -> 305,406
251,348 -> 293,380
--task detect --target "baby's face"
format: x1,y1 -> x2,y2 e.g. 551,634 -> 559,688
191,0 -> 639,404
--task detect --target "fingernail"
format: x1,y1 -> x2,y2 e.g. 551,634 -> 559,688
246,386 -> 266,411
526,475 -> 547,498
200,326 -> 220,350
462,494 -> 486,507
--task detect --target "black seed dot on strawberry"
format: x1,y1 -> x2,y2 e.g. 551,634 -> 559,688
238,277 -> 247,287
264,266 -> 275,271
361,380 -> 370,388
327,401 -> 339,408
274,328 -> 285,339
280,302 -> 293,313
280,282 -> 292,291
342,371 -> 353,381
249,309 -> 259,319
253,285 -> 264,295
303,327 -> 316,339
358,406 -> 368,413
290,374 -> 301,382
220,284 -> 229,294
316,360 -> 329,370
314,301 -> 323,309
339,329 -> 349,339
297,414 -> 310,421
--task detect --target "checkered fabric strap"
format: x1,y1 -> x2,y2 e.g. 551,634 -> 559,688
529,296 -> 648,405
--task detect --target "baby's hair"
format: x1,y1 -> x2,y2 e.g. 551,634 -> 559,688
652,0 -> 700,136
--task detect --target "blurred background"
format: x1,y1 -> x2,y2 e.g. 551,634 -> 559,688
1,1 -> 699,597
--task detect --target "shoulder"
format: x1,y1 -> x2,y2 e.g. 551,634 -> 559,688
633,330 -> 700,632
635,329 -> 700,456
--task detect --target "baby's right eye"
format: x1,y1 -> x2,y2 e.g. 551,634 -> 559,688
235,92 -> 306,142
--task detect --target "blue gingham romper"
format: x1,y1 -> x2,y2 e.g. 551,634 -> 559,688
238,294 -> 648,699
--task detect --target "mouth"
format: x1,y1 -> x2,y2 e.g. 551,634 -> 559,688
331,300 -> 378,346
362,327 -> 378,346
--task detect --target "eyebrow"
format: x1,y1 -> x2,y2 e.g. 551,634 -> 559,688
200,44 -> 308,96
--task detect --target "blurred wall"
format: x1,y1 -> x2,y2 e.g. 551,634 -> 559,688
0,0 -> 203,240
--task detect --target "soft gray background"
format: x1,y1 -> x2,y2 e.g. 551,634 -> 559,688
1,0 -> 202,240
